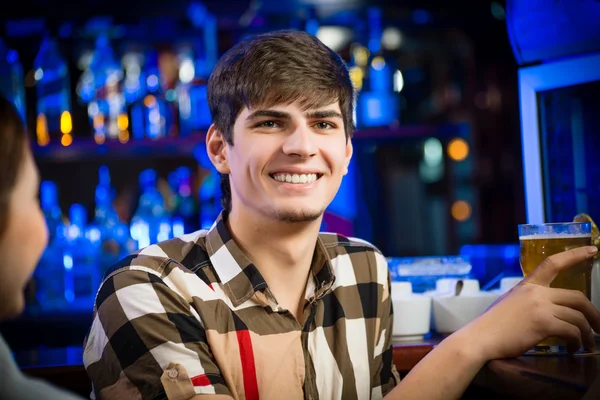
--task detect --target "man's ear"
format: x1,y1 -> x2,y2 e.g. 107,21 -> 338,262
206,124 -> 230,174
343,139 -> 353,175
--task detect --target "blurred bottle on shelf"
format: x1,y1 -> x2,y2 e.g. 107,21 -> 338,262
177,5 -> 216,136
63,204 -> 101,310
0,37 -> 26,122
356,7 -> 400,129
194,144 -> 221,229
169,166 -> 198,236
129,51 -> 175,140
40,181 -> 64,243
34,181 -> 68,311
34,35 -> 73,147
92,165 -> 136,277
87,34 -> 126,143
122,49 -> 146,106
130,169 -> 172,249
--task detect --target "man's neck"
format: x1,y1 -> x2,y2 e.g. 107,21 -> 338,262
226,207 -> 322,319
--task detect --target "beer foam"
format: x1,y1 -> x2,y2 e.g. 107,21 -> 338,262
519,233 -> 591,240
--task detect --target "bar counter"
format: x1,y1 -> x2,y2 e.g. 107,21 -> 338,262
12,334 -> 600,399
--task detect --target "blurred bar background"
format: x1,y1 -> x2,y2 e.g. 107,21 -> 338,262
1,0 -> 600,395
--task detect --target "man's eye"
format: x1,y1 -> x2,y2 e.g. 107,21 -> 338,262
257,120 -> 279,128
315,122 -> 334,130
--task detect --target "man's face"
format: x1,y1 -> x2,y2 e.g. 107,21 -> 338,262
213,101 -> 352,223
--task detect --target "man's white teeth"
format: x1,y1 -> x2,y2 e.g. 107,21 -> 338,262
272,173 -> 318,184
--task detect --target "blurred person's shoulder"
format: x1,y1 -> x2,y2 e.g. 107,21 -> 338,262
0,334 -> 84,400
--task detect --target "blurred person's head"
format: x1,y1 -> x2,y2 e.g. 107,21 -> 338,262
207,30 -> 354,222
0,95 -> 48,319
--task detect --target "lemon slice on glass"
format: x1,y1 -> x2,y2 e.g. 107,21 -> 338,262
574,213 -> 600,259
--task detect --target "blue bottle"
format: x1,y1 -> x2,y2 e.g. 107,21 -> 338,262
40,181 -> 63,241
356,7 -> 400,128
194,144 -> 222,229
169,166 -> 198,235
63,204 -> 101,311
92,166 -> 135,277
87,35 -> 125,141
0,38 -> 26,121
129,52 -> 174,140
130,169 -> 171,249
35,181 -> 68,311
176,47 -> 212,136
177,3 -> 216,136
34,36 -> 72,142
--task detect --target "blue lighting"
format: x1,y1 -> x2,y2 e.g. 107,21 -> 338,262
58,23 -> 73,38
306,19 -> 319,36
357,92 -> 399,128
187,1 -> 208,28
6,50 -> 18,64
63,254 -> 73,270
165,89 -> 177,102
147,74 -> 159,91
327,157 -> 357,222
412,9 -> 431,24
368,38 -> 380,54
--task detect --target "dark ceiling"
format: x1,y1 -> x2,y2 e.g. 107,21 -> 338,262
0,0 -> 500,27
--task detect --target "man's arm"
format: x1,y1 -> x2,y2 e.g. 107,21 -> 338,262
383,324 -> 485,399
83,265 -> 232,400
384,246 -> 600,400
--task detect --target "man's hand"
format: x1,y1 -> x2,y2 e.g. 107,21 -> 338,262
465,245 -> 600,360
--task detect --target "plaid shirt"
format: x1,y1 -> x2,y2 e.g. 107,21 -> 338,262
83,212 -> 399,400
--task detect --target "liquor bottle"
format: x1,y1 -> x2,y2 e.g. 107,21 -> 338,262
63,204 -> 101,310
177,11 -> 216,136
34,35 -> 72,145
35,181 -> 68,311
92,166 -> 135,277
87,34 -> 126,142
130,169 -> 172,249
356,7 -> 400,128
129,51 -> 174,140
169,166 -> 198,235
0,38 -> 26,122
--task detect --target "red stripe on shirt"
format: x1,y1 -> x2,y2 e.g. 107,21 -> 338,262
191,374 -> 211,387
236,330 -> 259,400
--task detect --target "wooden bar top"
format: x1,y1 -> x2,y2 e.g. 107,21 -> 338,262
473,352 -> 600,399
391,335 -> 600,399
391,335 -> 440,373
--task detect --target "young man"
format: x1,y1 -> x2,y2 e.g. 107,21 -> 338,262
83,30 -> 600,400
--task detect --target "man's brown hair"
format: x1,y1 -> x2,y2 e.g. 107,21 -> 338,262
207,29 -> 355,212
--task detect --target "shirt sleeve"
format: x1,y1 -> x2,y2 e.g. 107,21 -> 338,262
83,263 -> 231,400
371,252 -> 401,398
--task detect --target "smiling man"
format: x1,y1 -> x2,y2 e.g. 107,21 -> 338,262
83,30 -> 398,400
83,30 -> 600,400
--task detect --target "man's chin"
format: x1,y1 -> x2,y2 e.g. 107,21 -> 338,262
271,208 -> 324,223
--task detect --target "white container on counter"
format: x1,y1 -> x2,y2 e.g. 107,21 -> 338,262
426,279 -> 500,335
490,276 -> 523,295
391,281 -> 432,341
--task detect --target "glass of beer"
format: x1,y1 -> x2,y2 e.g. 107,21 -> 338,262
519,222 -> 593,353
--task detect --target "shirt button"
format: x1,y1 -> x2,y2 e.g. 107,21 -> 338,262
167,369 -> 179,379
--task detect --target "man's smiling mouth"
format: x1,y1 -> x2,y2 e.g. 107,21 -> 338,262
270,173 -> 322,184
